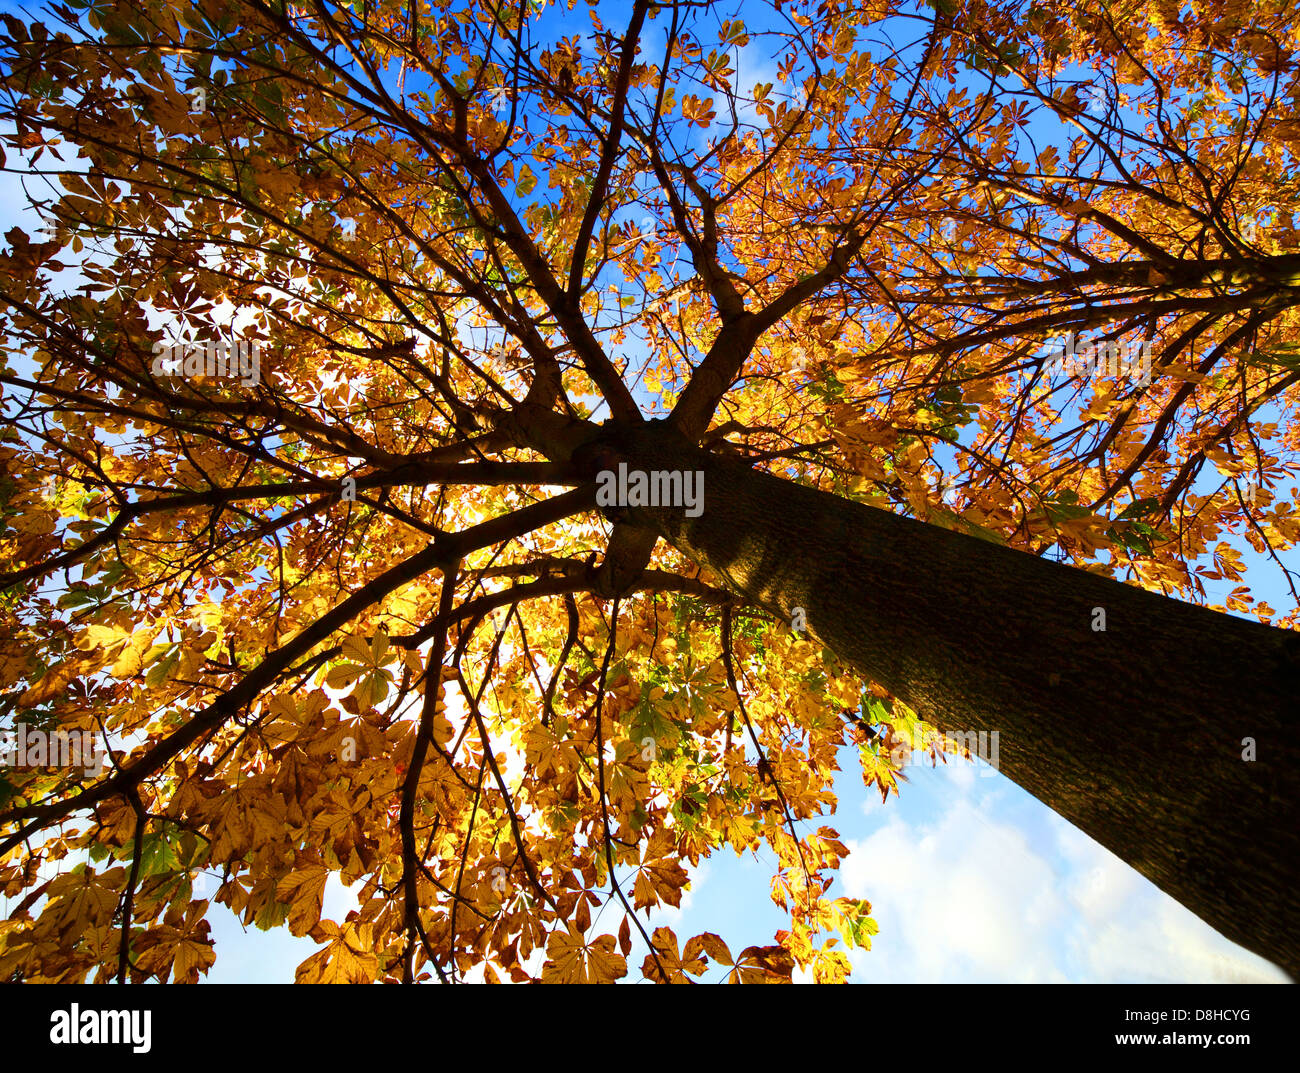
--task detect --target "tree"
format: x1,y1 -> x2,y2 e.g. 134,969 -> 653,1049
0,0 -> 1296,983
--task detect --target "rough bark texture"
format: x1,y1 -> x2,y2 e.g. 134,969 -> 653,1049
597,421 -> 1300,977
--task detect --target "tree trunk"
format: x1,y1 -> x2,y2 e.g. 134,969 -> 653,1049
608,425 -> 1300,977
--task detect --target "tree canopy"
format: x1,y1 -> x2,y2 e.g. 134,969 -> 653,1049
1,0 -> 1297,983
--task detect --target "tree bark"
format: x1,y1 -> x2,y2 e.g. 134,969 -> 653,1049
604,424 -> 1300,977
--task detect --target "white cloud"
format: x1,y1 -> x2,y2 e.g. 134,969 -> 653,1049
838,766 -> 1287,983
842,794 -> 1067,982
1046,811 -> 1287,983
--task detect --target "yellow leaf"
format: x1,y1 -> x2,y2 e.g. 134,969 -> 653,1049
541,926 -> 627,984
296,921 -> 380,983
683,931 -> 733,966
74,623 -> 129,653
727,944 -> 795,984
275,862 -> 330,936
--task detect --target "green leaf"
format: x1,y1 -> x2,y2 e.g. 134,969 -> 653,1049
144,644 -> 180,688
1117,497 -> 1159,519
253,896 -> 290,931
629,688 -> 682,755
